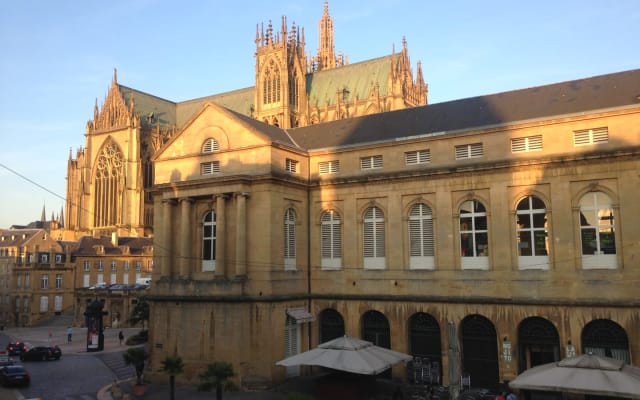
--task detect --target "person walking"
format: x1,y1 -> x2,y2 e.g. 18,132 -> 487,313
118,330 -> 124,345
67,326 -> 73,342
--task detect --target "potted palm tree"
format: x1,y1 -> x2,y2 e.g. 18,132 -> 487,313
161,355 -> 184,400
197,361 -> 235,400
122,347 -> 148,396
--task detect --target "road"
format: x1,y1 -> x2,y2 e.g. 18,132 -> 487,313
0,315 -> 140,400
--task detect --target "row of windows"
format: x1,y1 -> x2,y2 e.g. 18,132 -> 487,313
199,191 -> 616,271
15,273 -> 63,290
82,260 -> 146,271
14,295 -> 64,313
81,272 -> 145,287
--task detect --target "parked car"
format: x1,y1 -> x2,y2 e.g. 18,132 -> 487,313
6,342 -> 28,356
0,365 -> 30,387
20,345 -> 61,361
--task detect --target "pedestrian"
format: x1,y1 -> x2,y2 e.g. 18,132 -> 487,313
506,392 -> 518,400
67,326 -> 73,342
118,330 -> 124,345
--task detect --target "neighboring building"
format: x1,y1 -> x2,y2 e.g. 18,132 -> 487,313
72,234 -> 153,328
148,68 -> 640,390
62,1 -> 426,240
0,228 -> 74,327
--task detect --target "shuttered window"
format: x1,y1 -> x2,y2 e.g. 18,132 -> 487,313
201,161 -> 220,175
409,203 -> 435,269
319,160 -> 340,174
39,296 -> 48,313
202,211 -> 216,272
284,209 -> 296,270
574,127 -> 608,146
455,143 -> 483,160
511,135 -> 543,153
321,210 -> 342,269
202,138 -> 220,153
405,150 -> 431,165
286,159 -> 299,173
360,155 -> 383,170
363,206 -> 385,269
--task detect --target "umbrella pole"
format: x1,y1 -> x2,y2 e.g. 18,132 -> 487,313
448,321 -> 462,400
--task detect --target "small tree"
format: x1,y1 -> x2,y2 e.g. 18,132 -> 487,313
198,361 -> 235,400
122,347 -> 148,385
128,296 -> 149,330
162,355 -> 184,400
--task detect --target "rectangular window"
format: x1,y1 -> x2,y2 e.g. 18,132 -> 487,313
574,127 -> 608,146
135,261 -> 142,271
111,260 -> 117,271
40,274 -> 49,290
405,150 -> 431,165
285,158 -> 299,173
84,260 -> 91,272
455,143 -> 483,160
511,135 -> 543,153
319,160 -> 340,174
55,274 -> 63,289
24,273 -> 30,289
40,254 -> 48,263
360,155 -> 383,170
16,274 -> 21,289
55,254 -> 63,263
123,261 -> 129,272
97,260 -> 104,271
201,161 -> 220,175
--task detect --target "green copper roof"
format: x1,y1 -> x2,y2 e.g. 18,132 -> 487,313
306,55 -> 392,107
176,87 -> 254,128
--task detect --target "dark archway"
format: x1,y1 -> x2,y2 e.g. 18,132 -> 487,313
582,319 -> 630,363
362,310 -> 391,378
461,314 -> 499,390
517,316 -> 560,373
409,312 -> 442,385
319,308 -> 345,343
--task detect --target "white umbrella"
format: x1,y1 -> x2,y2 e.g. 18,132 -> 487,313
276,335 -> 412,375
509,353 -> 640,399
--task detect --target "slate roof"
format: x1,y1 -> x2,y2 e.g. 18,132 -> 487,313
0,229 -> 41,247
287,69 -> 640,150
74,236 -> 153,256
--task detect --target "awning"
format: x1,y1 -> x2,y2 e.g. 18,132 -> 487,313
286,307 -> 315,324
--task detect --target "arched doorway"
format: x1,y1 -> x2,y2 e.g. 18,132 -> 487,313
518,317 -> 560,373
461,314 -> 499,390
409,312 -> 442,384
320,308 -> 345,343
362,310 -> 391,378
582,319 -> 630,363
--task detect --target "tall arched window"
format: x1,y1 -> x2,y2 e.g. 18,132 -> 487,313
582,319 -> 630,363
321,210 -> 342,269
202,211 -> 216,272
262,60 -> 281,105
459,200 -> 489,270
320,309 -> 345,343
284,208 -> 296,270
579,191 -> 616,269
516,196 -> 549,269
94,142 -> 124,227
409,203 -> 435,269
363,206 -> 385,269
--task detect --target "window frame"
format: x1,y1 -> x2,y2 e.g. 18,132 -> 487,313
202,210 -> 216,272
319,160 -> 340,175
459,199 -> 489,270
321,210 -> 342,269
360,155 -> 383,170
408,203 -> 435,269
202,138 -> 220,153
511,135 -> 543,153
579,191 -> 617,269
455,143 -> 483,160
405,149 -> 431,165
284,208 -> 297,270
363,206 -> 386,269
516,196 -> 550,270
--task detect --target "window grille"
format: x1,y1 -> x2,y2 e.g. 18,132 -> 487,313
319,160 -> 340,174
202,138 -> 220,153
363,206 -> 385,268
511,135 -> 543,153
409,204 -> 435,256
405,150 -> 431,165
574,127 -> 608,146
201,161 -> 220,175
284,209 -> 296,270
455,143 -> 483,159
286,159 -> 299,173
360,155 -> 383,170
321,210 -> 342,268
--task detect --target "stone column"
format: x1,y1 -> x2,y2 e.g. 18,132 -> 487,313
214,195 -> 227,279
179,198 -> 193,277
161,199 -> 175,276
235,193 -> 249,278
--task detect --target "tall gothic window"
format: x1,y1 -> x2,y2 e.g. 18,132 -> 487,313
94,142 -> 124,227
289,71 -> 299,110
262,60 -> 281,105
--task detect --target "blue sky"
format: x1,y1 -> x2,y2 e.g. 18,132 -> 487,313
0,0 -> 638,228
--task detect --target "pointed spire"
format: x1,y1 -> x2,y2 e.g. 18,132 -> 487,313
60,205 -> 65,228
41,204 -> 46,222
113,68 -> 118,85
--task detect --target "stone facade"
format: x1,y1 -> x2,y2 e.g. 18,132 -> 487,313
146,69 -> 640,390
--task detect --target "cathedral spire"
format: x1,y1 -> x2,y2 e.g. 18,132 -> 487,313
41,204 -> 46,222
314,1 -> 345,71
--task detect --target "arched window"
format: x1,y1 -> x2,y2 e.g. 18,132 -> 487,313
262,60 -> 281,105
516,196 -> 549,269
459,200 -> 489,270
409,203 -> 435,269
579,191 -> 616,269
321,210 -> 342,269
202,138 -> 219,153
320,309 -> 345,343
582,319 -> 629,363
289,71 -> 299,110
284,208 -> 296,270
202,211 -> 216,272
94,142 -> 124,228
460,314 -> 499,389
363,206 -> 385,269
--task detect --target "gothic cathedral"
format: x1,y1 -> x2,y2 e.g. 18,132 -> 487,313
63,1 -> 426,239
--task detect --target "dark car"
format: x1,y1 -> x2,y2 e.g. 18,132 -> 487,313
0,365 -> 30,387
6,342 -> 28,356
20,345 -> 61,361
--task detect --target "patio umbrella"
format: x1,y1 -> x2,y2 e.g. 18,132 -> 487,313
509,353 -> 640,399
276,335 -> 412,375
